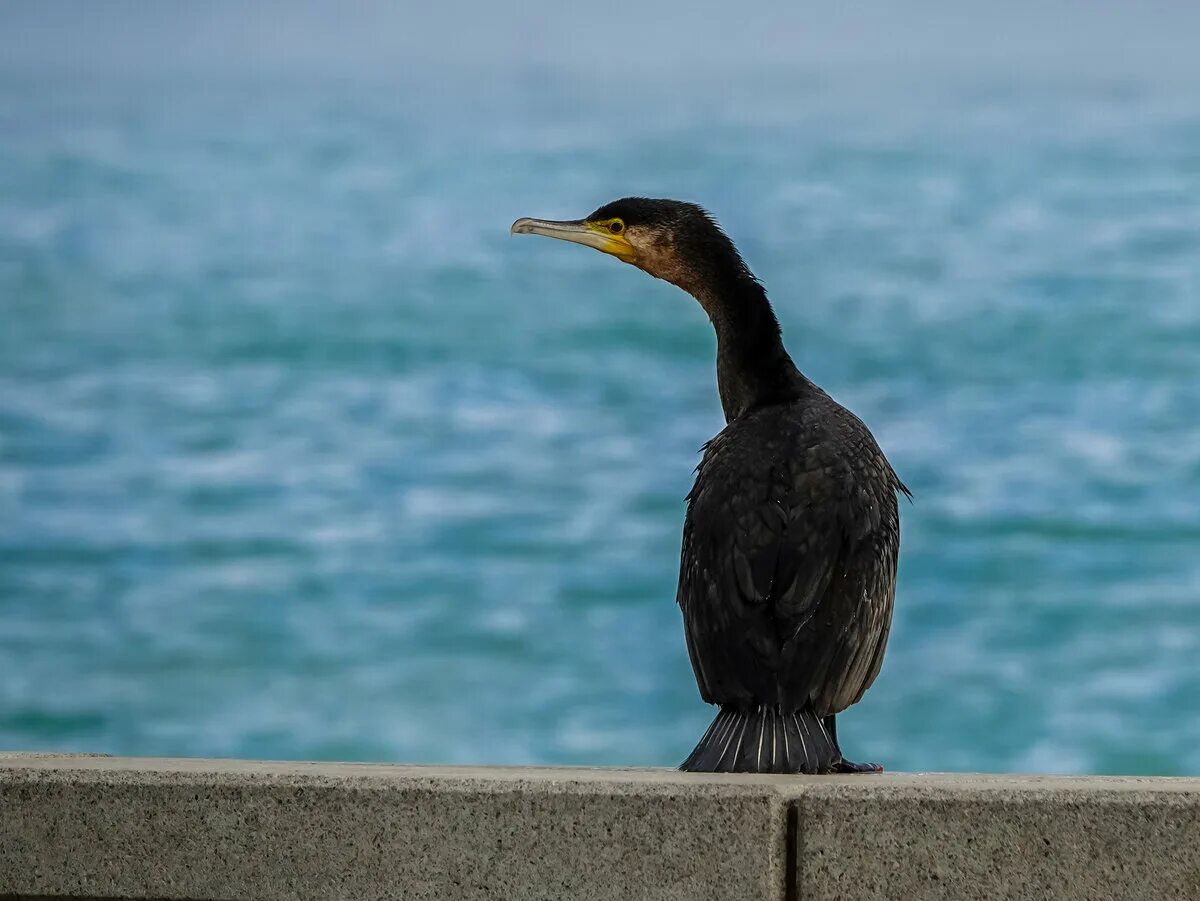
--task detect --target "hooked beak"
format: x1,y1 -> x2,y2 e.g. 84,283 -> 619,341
510,217 -> 636,263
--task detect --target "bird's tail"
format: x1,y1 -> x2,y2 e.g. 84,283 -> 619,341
679,705 -> 840,774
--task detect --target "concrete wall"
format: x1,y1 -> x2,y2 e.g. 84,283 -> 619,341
1,753 -> 1198,900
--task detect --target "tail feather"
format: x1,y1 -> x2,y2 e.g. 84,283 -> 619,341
679,705 -> 840,774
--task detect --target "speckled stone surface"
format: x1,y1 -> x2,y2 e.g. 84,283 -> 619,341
790,775 -> 1200,900
1,758 -> 1199,901
0,756 -> 789,901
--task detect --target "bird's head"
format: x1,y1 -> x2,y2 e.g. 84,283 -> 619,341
511,197 -> 748,297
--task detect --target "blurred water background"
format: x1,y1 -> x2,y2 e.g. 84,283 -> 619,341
2,2 -> 1199,775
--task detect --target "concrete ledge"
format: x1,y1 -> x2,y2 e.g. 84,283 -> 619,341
1,755 -> 1198,900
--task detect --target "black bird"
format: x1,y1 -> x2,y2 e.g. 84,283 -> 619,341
511,198 -> 907,774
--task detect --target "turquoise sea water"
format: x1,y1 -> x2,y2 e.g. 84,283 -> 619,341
1,71 -> 1198,775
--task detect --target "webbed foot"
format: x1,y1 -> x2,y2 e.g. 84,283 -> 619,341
831,758 -> 884,774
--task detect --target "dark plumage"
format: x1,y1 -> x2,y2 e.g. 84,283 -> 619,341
512,198 -> 907,774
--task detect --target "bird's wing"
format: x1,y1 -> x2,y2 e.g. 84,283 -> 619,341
678,414 -> 898,713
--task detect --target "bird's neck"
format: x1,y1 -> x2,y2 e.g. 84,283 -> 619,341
688,271 -> 807,423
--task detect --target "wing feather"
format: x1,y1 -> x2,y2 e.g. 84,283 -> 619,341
677,398 -> 901,713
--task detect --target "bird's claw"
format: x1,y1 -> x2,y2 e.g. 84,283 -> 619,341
831,759 -> 884,774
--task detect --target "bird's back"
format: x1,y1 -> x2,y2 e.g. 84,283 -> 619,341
678,388 -> 904,715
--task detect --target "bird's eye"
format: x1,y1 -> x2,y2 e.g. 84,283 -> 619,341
608,220 -> 625,234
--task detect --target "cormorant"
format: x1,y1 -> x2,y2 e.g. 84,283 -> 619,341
511,198 -> 907,774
